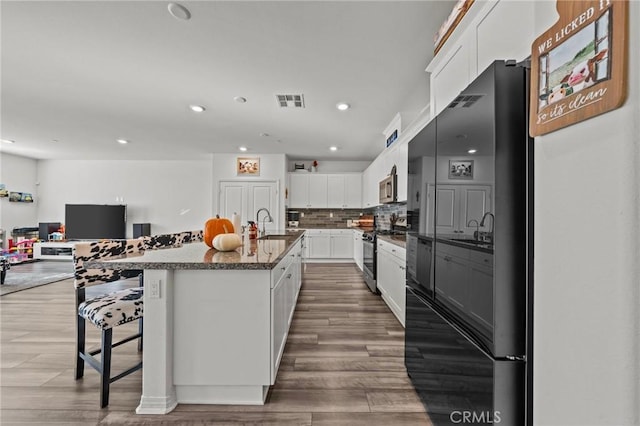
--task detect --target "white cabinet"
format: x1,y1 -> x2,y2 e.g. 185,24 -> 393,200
363,157 -> 383,208
353,230 -> 363,271
288,174 -> 328,208
433,184 -> 492,236
327,174 -> 362,208
330,230 -> 353,259
270,240 -> 302,380
305,229 -> 354,261
307,230 -> 331,258
289,173 -> 362,209
376,239 -> 406,327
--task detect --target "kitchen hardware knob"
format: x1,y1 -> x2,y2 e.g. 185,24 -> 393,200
484,259 -> 490,263
286,274 -> 292,279
281,267 -> 286,271
444,256 -> 452,262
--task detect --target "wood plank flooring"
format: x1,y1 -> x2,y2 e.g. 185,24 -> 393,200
0,263 -> 431,425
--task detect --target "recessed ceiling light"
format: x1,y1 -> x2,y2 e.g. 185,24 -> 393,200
329,146 -> 338,151
234,96 -> 247,103
168,3 -> 191,20
117,139 -> 129,145
260,133 -> 270,137
239,146 -> 248,152
189,105 -> 206,113
1,139 -> 15,144
468,149 -> 477,154
52,139 -> 59,143
336,102 -> 350,111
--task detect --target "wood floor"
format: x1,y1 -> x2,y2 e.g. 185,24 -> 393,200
0,263 -> 431,425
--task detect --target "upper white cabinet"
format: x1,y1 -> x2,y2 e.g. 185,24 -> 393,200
362,156 -> 384,208
327,174 -> 362,208
289,173 -> 328,208
289,173 -> 361,209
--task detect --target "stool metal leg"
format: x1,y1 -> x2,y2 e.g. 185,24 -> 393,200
138,318 -> 143,352
75,314 -> 86,380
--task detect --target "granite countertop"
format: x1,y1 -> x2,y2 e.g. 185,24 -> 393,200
87,230 -> 305,271
377,234 -> 406,249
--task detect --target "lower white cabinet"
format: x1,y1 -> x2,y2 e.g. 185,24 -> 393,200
353,230 -> 364,271
376,239 -> 406,327
306,229 -> 354,261
270,240 -> 302,380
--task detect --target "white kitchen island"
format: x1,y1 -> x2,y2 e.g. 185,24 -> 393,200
90,230 -> 304,415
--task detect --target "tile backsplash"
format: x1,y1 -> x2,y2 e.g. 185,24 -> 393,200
288,208 -> 366,229
367,202 -> 407,231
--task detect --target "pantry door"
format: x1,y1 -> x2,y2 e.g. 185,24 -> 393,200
219,181 -> 279,233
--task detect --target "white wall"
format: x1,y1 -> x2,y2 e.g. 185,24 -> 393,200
0,153 -> 39,247
532,2 -> 640,425
36,159 -> 212,237
212,153 -> 286,229
287,159 -> 370,173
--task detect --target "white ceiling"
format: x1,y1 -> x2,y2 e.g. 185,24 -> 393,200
1,1 -> 455,161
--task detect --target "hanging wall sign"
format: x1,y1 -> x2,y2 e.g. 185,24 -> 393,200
529,0 -> 628,137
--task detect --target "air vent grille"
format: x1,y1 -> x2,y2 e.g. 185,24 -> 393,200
448,94 -> 483,108
276,94 -> 305,108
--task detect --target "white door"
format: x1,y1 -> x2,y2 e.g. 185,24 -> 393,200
219,183 -> 247,225
435,185 -> 459,234
460,185 -> 492,235
247,182 -> 278,233
219,181 -> 278,232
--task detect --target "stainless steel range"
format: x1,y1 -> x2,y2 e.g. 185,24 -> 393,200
362,231 -> 376,293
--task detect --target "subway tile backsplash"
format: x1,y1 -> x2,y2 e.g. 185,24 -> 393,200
366,202 -> 407,231
288,208 -> 366,228
288,203 -> 407,230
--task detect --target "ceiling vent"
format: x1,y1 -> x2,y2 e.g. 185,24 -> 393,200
448,94 -> 483,108
276,94 -> 305,108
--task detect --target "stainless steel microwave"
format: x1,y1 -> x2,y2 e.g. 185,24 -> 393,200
379,174 -> 397,204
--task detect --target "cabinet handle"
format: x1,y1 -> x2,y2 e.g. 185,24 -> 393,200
391,249 -> 396,252
399,265 -> 406,270
286,274 -> 292,279
444,256 -> 452,262
281,267 -> 286,271
290,254 -> 295,257
484,259 -> 490,263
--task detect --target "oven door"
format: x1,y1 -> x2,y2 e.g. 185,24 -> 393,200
362,239 -> 376,293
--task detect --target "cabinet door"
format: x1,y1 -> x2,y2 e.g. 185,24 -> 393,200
435,186 -> 460,234
330,234 -> 353,259
362,167 -> 372,208
435,251 -> 468,311
327,175 -> 345,208
353,232 -> 363,270
271,275 -> 287,377
344,174 -> 362,208
308,235 -> 330,258
468,262 -> 494,332
460,185 -> 492,235
395,142 -> 408,202
308,175 -> 328,208
289,174 -> 308,208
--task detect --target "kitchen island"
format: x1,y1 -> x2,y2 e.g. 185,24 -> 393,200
89,230 -> 305,414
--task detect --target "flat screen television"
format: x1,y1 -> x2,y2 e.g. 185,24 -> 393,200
65,204 -> 126,240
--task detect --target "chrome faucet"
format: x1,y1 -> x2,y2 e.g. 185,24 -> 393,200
479,212 -> 495,243
256,208 -> 273,237
467,219 -> 480,240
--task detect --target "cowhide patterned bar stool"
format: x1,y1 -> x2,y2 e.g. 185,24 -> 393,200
73,239 -> 145,408
141,229 -> 204,250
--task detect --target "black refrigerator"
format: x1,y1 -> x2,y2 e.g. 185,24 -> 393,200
405,60 -> 533,425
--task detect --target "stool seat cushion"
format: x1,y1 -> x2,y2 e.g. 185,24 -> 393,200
79,287 -> 143,330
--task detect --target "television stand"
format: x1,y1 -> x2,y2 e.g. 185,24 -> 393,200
33,242 -> 75,260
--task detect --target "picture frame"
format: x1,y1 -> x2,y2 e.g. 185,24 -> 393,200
449,160 -> 474,179
237,157 -> 260,176
530,0 -> 628,136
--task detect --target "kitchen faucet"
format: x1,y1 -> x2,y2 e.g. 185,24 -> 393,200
479,212 -> 495,243
256,208 -> 273,237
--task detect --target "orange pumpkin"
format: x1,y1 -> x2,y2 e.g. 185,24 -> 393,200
203,215 -> 235,248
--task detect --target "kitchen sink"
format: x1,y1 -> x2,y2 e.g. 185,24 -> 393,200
258,234 -> 296,240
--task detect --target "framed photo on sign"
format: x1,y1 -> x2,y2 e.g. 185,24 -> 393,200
530,0 -> 628,136
449,160 -> 474,179
237,157 -> 260,176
